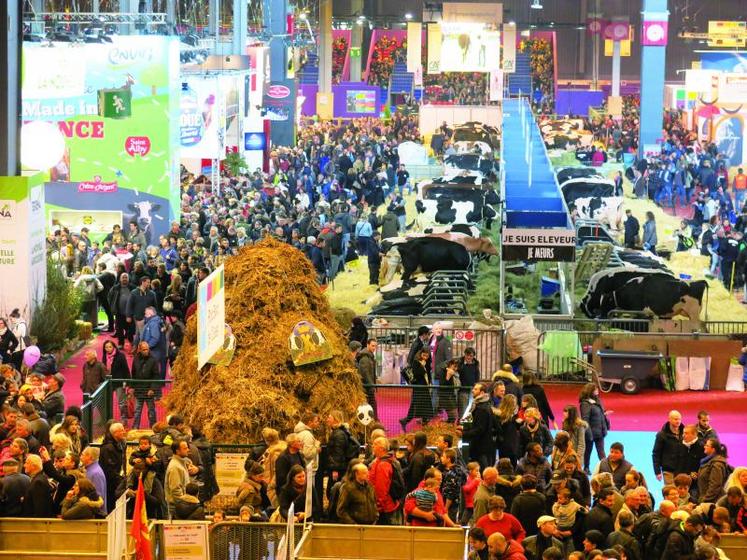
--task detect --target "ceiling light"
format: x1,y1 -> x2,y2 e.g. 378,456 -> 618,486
508,21 -> 516,26
531,0 -> 543,9
357,14 -> 366,21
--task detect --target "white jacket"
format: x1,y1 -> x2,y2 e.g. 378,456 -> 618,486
294,422 -> 320,472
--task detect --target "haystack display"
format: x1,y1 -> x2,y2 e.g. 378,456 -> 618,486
166,238 -> 366,443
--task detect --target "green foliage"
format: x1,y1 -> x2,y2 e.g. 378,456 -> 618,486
224,151 -> 248,177
30,260 -> 82,351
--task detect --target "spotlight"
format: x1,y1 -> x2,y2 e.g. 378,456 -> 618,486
299,12 -> 308,21
508,21 -> 516,26
531,0 -> 543,9
405,13 -> 413,20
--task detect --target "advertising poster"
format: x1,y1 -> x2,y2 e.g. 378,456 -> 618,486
407,22 -> 422,73
22,36 -> 181,240
180,77 -> 226,159
502,24 -> 516,73
262,81 -> 295,121
439,24 -> 501,72
427,23 -> 442,74
215,452 -> 251,496
490,70 -> 504,101
0,175 -> 47,323
162,523 -> 209,560
197,265 -> 225,369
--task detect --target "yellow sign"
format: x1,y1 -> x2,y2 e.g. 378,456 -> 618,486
708,20 -> 747,48
604,26 -> 633,57
289,320 -> 333,366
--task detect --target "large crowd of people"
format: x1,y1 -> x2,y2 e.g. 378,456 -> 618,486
422,73 -> 491,105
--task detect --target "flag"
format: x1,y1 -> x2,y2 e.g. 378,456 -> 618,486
130,475 -> 152,560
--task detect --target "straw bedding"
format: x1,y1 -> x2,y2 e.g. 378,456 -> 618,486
165,238 -> 366,443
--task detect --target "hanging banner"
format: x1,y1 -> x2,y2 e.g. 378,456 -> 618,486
502,24 -> 516,73
197,265 -> 225,369
439,23 -> 501,72
413,65 -> 423,87
180,77 -> 226,159
442,2 -> 502,24
262,80 -> 295,122
490,70 -> 504,101
427,23 -> 442,74
407,22 -> 422,73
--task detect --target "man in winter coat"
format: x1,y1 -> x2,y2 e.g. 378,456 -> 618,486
661,513 -> 705,560
80,350 -> 108,395
460,383 -> 494,470
356,339 -> 378,419
165,439 -> 198,516
141,307 -> 168,378
337,463 -> 378,525
487,531 -> 527,560
131,342 -> 160,429
652,410 -> 684,485
522,516 -> 564,560
585,487 -> 616,536
126,276 -> 157,339
516,443 -> 552,492
0,458 -> 30,516
96,261 -> 116,332
624,210 -> 640,249
100,422 -> 127,512
274,434 -> 306,492
109,272 -> 134,347
81,446 -> 108,514
22,455 -> 54,518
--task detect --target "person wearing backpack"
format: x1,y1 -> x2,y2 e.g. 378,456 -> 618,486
325,410 -> 358,499
369,436 -> 405,525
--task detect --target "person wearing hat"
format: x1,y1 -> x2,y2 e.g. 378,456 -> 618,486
41,374 -> 66,420
522,515 -> 564,560
1,457 -> 30,516
236,458 -> 269,517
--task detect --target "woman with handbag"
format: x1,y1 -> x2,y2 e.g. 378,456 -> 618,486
399,349 -> 434,432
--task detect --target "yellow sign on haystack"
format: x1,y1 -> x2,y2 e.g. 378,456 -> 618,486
289,321 -> 334,366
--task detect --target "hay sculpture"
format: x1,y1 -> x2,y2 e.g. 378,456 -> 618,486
165,238 -> 366,443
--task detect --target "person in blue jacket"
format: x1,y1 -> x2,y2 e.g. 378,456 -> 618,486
141,306 -> 168,379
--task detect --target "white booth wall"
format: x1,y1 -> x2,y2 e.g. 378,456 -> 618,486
419,105 -> 503,135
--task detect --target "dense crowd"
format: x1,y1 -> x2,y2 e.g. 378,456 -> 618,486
367,36 -> 406,88
423,73 -> 490,105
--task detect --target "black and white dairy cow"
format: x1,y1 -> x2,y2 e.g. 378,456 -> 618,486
573,196 -> 624,229
581,267 -> 708,320
415,183 -> 499,227
561,178 -> 614,201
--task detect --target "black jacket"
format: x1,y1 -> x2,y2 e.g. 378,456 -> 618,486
100,431 -> 126,486
42,459 -> 79,514
131,353 -> 160,397
580,398 -> 608,440
0,472 -> 31,516
675,439 -> 705,477
510,491 -> 547,538
597,457 -> 634,490
327,426 -> 350,471
585,503 -> 614,536
405,448 -> 436,492
274,450 -> 305,490
522,383 -> 554,422
103,348 -> 131,380
652,422 -> 684,475
518,422 -> 553,457
661,523 -> 697,560
607,529 -> 642,560
462,397 -> 494,463
23,472 -> 54,518
125,287 -> 158,321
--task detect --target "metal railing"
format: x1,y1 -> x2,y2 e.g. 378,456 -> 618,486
81,378 -> 172,441
532,316 -> 747,336
367,326 -> 504,383
209,522 -> 302,560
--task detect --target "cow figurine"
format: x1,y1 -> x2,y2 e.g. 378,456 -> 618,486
125,200 -> 161,245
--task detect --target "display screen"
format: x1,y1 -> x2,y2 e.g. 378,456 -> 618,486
244,132 -> 266,151
346,90 -> 377,113
439,23 -> 501,72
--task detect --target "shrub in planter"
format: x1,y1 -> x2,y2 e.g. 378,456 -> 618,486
30,260 -> 82,352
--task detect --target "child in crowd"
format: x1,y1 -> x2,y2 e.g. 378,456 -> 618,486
461,462 -> 481,525
409,477 -> 442,522
673,473 -> 696,510
174,482 -> 204,520
552,488 -> 587,551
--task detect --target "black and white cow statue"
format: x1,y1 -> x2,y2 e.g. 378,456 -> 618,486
581,267 -> 708,320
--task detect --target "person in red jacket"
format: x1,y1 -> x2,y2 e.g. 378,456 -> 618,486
403,468 -> 457,527
487,531 -> 527,560
475,495 -> 526,543
368,437 -> 402,525
461,461 -> 482,524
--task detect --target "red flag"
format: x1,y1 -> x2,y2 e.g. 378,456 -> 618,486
130,475 -> 152,560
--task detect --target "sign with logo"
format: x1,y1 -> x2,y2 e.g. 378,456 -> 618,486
78,176 -> 118,193
604,22 -> 630,41
0,201 -> 16,222
427,23 -> 442,74
197,265 -> 225,369
180,77 -> 225,159
641,21 -> 668,46
244,132 -> 267,151
490,70 -> 504,101
98,88 -> 132,119
708,21 -> 747,48
454,330 -> 475,342
262,80 -> 295,122
289,321 -> 333,366
502,24 -> 516,73
502,228 -> 576,261
125,136 -> 151,157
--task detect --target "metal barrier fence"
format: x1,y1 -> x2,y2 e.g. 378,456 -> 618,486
363,384 -> 475,437
209,522 -> 303,560
367,326 -> 504,383
81,378 -> 172,441
533,316 -> 747,335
